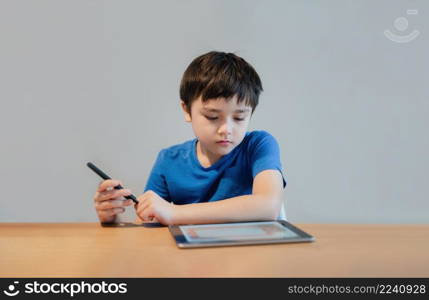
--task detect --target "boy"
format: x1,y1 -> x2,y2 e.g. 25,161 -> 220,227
93,51 -> 287,225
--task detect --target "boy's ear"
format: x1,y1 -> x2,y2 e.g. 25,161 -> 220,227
180,100 -> 192,122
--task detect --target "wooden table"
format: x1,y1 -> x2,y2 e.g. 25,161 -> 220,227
1,223 -> 428,277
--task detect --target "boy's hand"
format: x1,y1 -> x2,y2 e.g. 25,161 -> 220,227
134,190 -> 176,225
93,179 -> 134,223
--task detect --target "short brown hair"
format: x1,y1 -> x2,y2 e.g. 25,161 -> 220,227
180,51 -> 263,114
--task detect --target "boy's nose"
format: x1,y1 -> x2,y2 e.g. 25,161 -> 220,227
218,120 -> 233,136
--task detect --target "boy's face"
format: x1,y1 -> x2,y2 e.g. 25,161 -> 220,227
181,95 -> 252,159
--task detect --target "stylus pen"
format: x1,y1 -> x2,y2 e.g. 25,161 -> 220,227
86,162 -> 139,204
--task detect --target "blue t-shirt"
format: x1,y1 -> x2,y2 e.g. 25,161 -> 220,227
144,130 -> 287,204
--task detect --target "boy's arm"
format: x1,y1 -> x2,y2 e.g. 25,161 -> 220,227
173,169 -> 284,225
134,150 -> 170,224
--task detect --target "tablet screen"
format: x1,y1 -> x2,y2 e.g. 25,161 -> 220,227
180,221 -> 298,242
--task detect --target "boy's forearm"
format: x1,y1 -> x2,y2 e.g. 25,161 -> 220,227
172,194 -> 282,225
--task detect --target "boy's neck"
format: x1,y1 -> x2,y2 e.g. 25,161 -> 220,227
196,140 -> 221,168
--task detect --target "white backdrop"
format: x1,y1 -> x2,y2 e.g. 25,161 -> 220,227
0,0 -> 427,223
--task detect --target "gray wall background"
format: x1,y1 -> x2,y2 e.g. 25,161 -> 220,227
0,0 -> 427,223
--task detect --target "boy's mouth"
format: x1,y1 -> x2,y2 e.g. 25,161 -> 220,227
216,140 -> 232,146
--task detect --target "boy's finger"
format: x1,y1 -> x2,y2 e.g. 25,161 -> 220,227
99,207 -> 125,218
93,189 -> 126,203
136,194 -> 147,203
124,199 -> 134,206
97,179 -> 123,192
141,208 -> 155,221
96,199 -> 132,210
136,200 -> 151,216
98,179 -> 122,191
96,189 -> 132,202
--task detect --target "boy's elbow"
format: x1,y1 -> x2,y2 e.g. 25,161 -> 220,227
269,201 -> 282,220
256,194 -> 283,220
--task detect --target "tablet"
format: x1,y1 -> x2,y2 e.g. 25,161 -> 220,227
169,220 -> 315,248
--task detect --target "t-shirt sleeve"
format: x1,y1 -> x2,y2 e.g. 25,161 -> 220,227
144,150 -> 171,202
249,131 -> 287,188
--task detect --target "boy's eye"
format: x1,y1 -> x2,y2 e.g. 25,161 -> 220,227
204,115 -> 245,121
